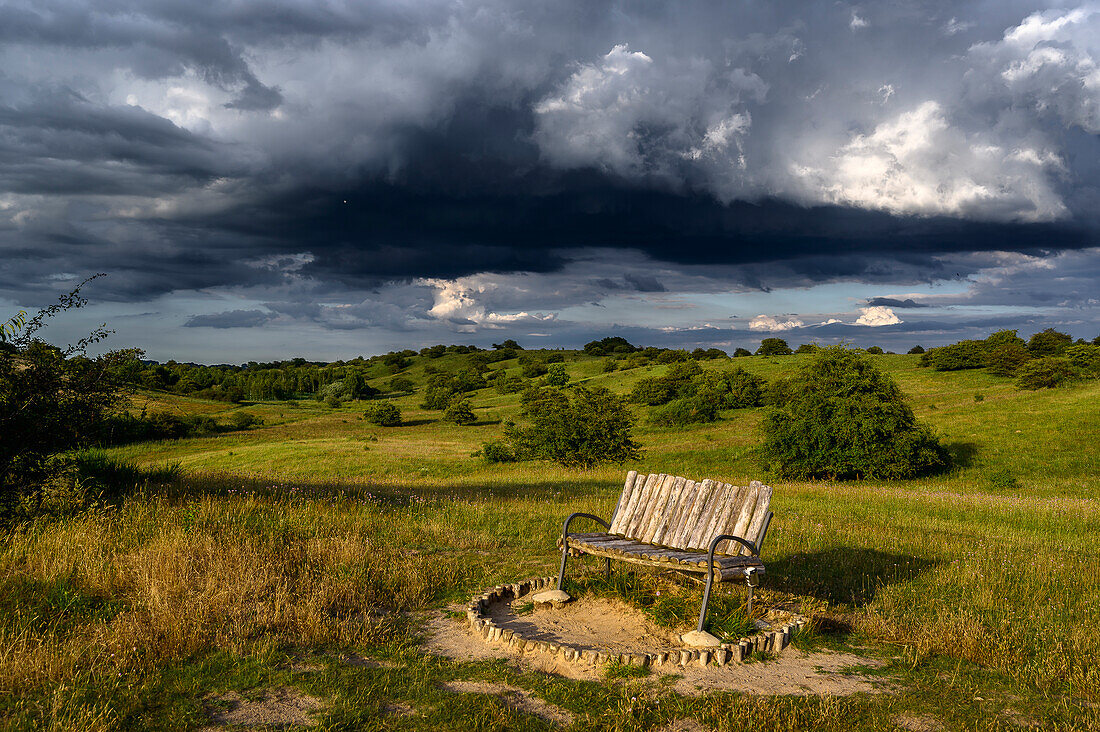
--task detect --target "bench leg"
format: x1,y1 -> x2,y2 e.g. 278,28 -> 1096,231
696,564 -> 716,634
555,542 -> 570,591
747,583 -> 753,615
605,557 -> 611,581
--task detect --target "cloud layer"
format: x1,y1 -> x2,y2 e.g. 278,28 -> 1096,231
0,1 -> 1097,357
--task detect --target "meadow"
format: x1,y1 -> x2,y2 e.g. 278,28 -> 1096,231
2,351 -> 1098,730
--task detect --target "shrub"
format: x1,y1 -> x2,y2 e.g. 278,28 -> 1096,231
229,411 -> 263,430
926,340 -> 987,371
478,439 -> 517,463
795,343 -> 818,354
1027,328 -> 1072,356
544,363 -> 569,387
520,361 -> 548,378
505,386 -> 642,468
907,345 -> 925,354
442,398 -> 477,425
722,367 -> 767,408
733,347 -> 752,357
649,396 -> 718,427
656,349 -> 690,364
629,376 -> 679,406
1015,357 -> 1073,390
420,385 -> 455,410
602,359 -> 618,373
364,402 -> 402,426
758,347 -> 950,480
985,342 -> 1031,377
865,346 -> 884,355
583,336 -> 638,356
387,376 -> 414,393
1064,344 -> 1100,376
756,338 -> 792,356
494,374 -> 524,394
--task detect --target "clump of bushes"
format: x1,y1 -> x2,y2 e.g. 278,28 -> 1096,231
649,396 -> 717,427
1015,358 -> 1073,390
758,347 -> 950,480
756,338 -> 792,356
503,386 -> 642,468
364,402 -> 402,426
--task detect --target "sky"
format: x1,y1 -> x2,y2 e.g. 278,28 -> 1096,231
1,0 -> 1098,362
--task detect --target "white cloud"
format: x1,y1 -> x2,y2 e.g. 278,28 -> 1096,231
749,314 -> 804,331
533,44 -> 764,189
421,277 -> 556,331
793,101 -> 1067,221
968,6 -> 1100,134
854,306 -> 901,326
850,13 -> 869,30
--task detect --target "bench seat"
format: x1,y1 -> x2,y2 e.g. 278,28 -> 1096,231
564,532 -> 765,581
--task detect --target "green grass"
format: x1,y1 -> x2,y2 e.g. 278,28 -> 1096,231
1,352 -> 1098,729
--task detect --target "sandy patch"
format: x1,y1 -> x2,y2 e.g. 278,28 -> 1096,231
206,687 -> 325,727
425,599 -> 890,696
441,681 -> 574,727
892,714 -> 943,731
656,719 -> 712,732
341,652 -> 396,669
491,596 -> 682,654
384,701 -> 418,717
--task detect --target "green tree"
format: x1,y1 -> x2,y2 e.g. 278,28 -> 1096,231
1027,328 -> 1073,356
505,386 -> 642,468
758,347 -> 949,480
442,397 -> 477,425
0,278 -> 128,520
907,345 -> 925,354
755,338 -> 793,356
364,402 -> 402,426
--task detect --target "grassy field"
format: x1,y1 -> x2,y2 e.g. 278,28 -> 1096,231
2,351 -> 1098,730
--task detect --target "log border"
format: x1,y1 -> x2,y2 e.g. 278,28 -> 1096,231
463,577 -> 807,668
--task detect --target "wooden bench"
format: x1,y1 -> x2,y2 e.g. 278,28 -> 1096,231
535,471 -> 773,647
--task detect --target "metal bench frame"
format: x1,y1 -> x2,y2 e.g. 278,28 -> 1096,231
552,479 -> 773,638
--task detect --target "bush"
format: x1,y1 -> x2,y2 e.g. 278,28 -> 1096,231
544,363 -> 569,387
1027,328 -> 1072,356
758,347 -> 950,480
733,347 -> 752,357
756,338 -> 792,356
795,343 -> 818,354
1015,357 -> 1073,390
649,396 -> 718,427
583,336 -> 638,356
478,439 -> 517,463
520,361 -> 548,378
420,385 -> 455,410
985,342 -> 1031,377
865,346 -> 884,355
494,374 -> 524,394
364,402 -> 402,426
907,345 -> 925,354
925,340 -> 987,371
1064,344 -> 1100,376
387,376 -> 414,393
442,398 -> 477,425
505,386 -> 642,468
602,359 -> 618,373
229,411 -> 263,430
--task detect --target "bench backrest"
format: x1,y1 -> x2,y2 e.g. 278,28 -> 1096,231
607,472 -> 772,556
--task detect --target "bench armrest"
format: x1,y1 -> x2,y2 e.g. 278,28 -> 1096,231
561,512 -> 610,540
706,533 -> 759,560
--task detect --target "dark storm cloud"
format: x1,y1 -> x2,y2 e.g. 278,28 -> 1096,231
867,298 -> 929,308
0,0 -> 1097,351
184,309 -> 272,328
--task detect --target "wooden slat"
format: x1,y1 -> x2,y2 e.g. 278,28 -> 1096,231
667,479 -> 703,549
706,485 -> 739,554
649,476 -> 684,546
624,473 -> 661,539
687,482 -> 724,550
730,483 -> 759,551
612,472 -> 646,535
608,472 -> 639,534
655,478 -> 693,547
676,479 -> 715,549
628,473 -> 664,540
639,474 -> 676,544
713,483 -> 748,554
745,482 -> 773,550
